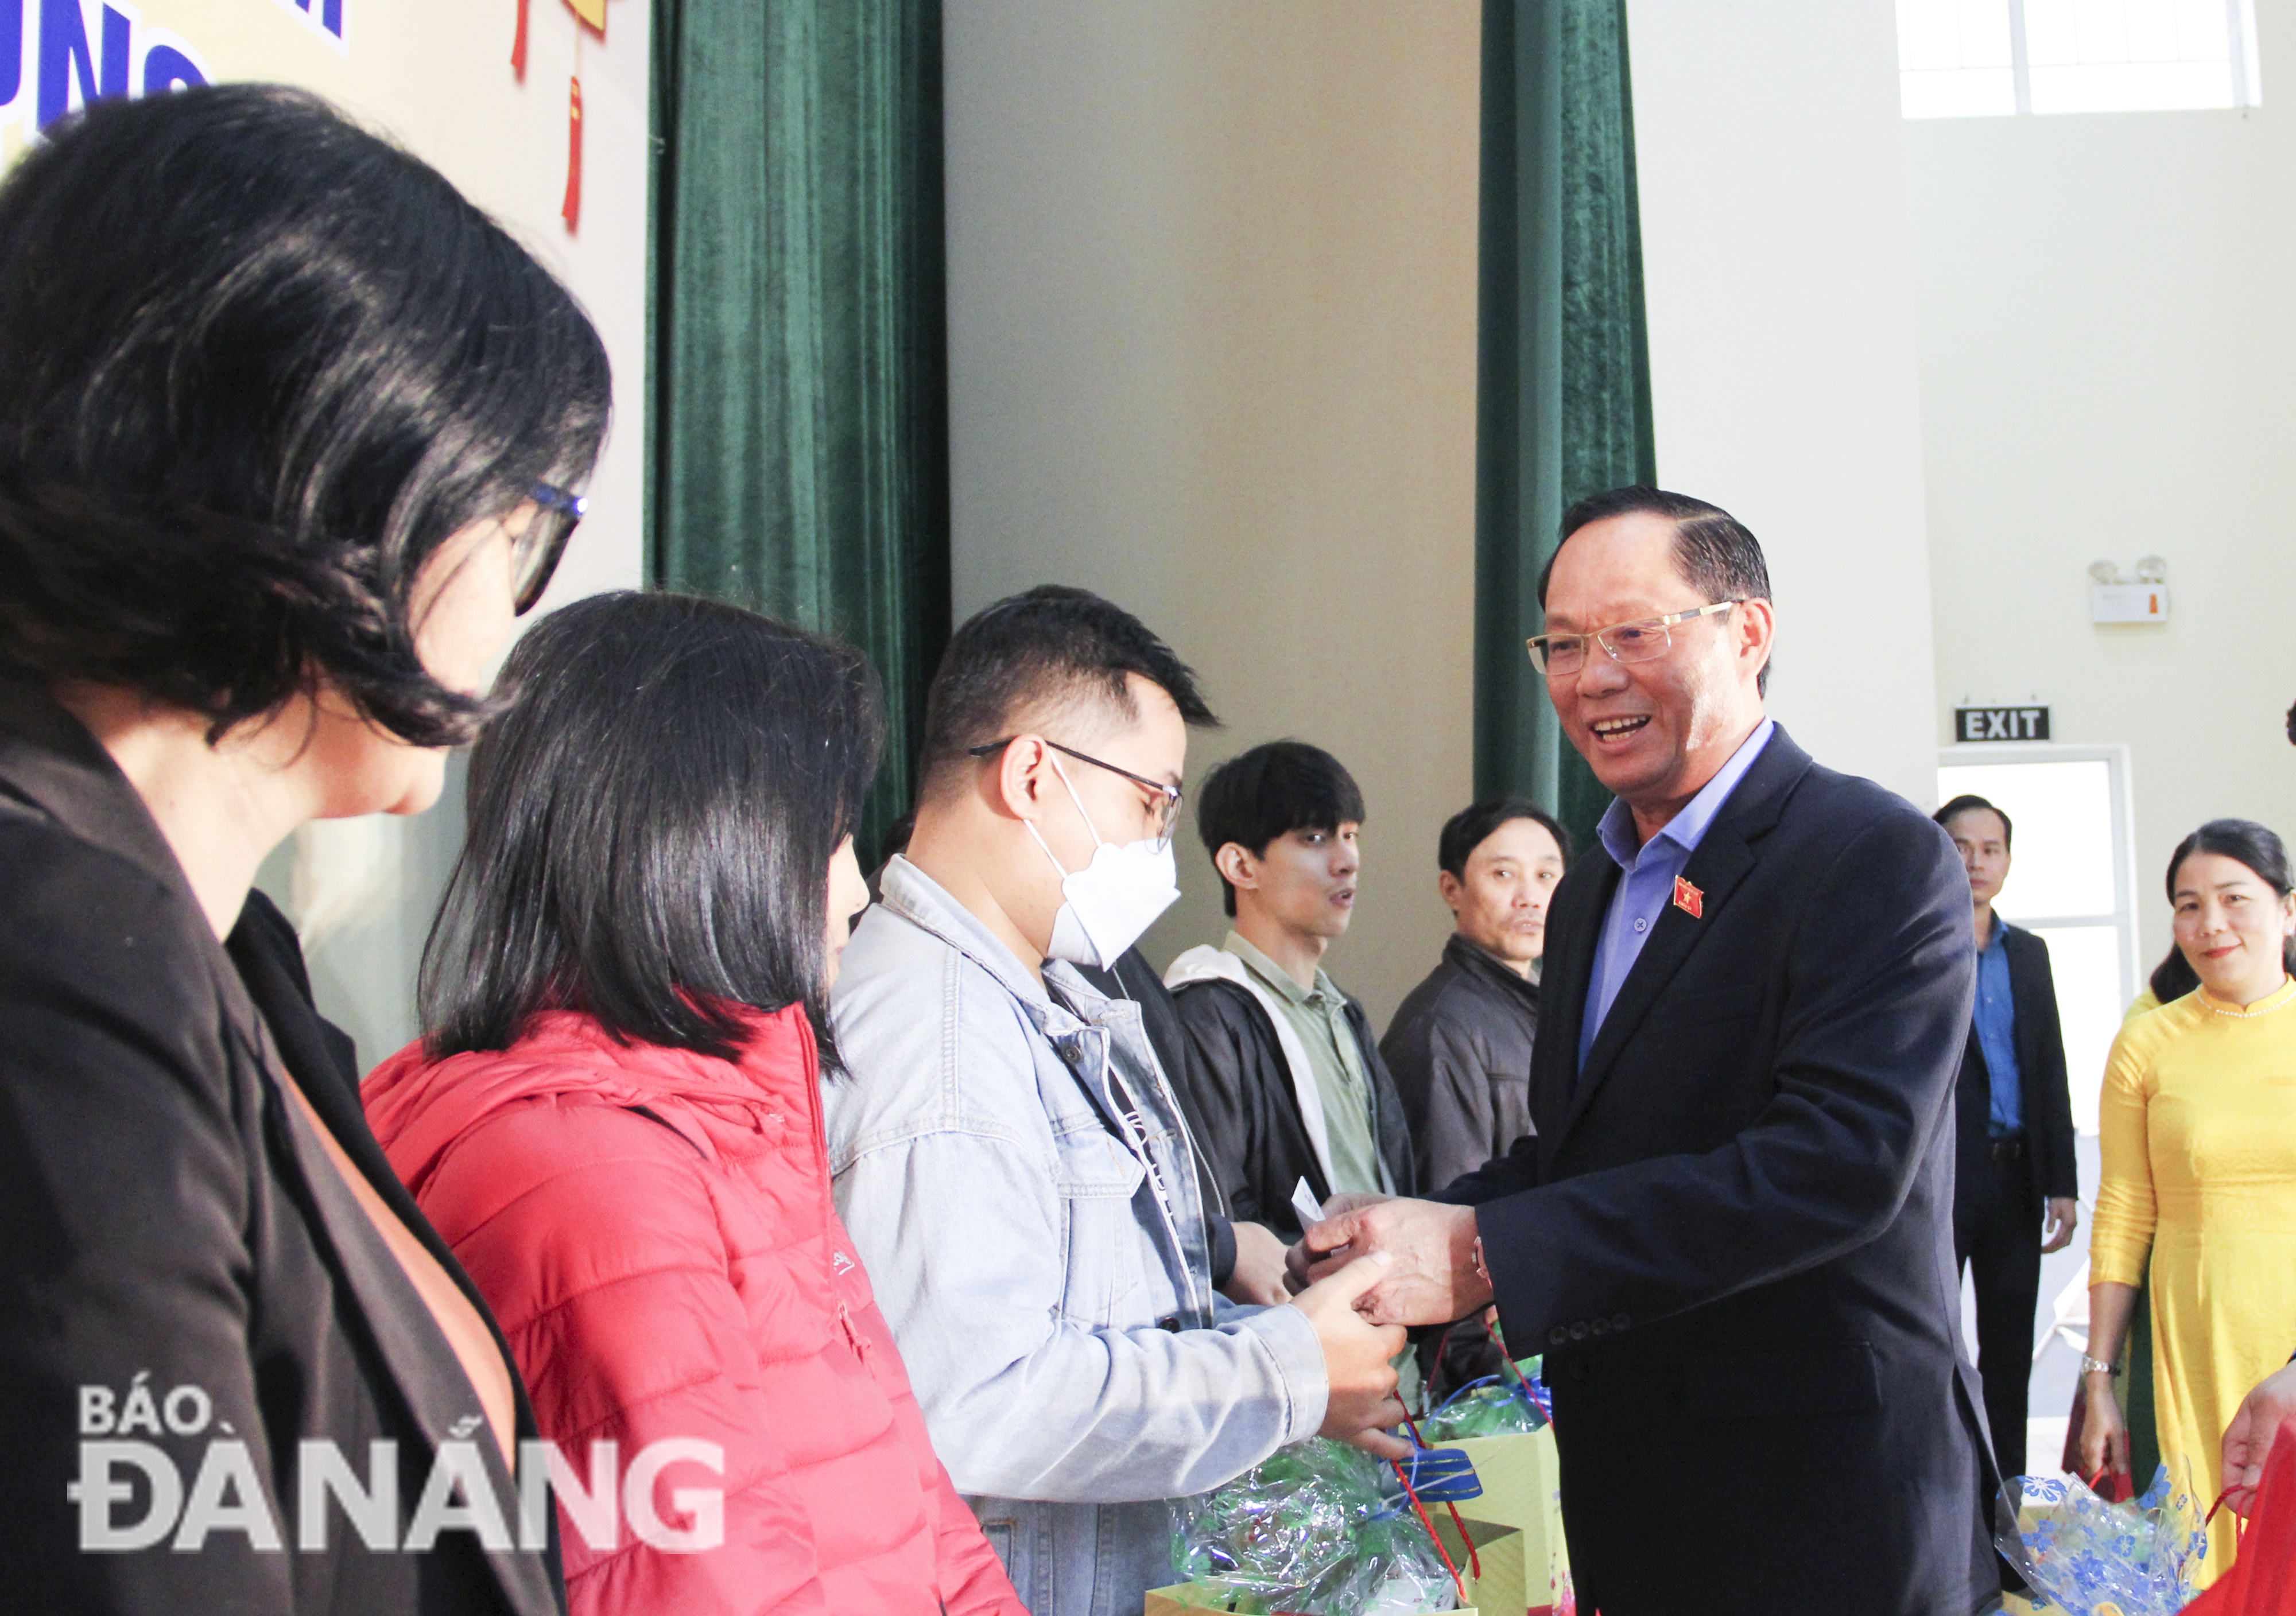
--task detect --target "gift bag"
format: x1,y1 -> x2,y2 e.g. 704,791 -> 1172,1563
1432,1516 -> 1529,1616
2183,1422 -> 2296,1615
1145,1520 -> 1523,1616
1417,1368 -> 1573,1615
1166,1438 -> 1483,1615
1429,1434 -> 1571,1616
1995,1462 -> 2209,1616
1142,1584 -> 1478,1616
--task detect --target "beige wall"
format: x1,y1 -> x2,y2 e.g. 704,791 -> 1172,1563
944,0 -> 1484,1025
2,2 -> 652,1064
1906,0 -> 2296,969
1626,0 -> 1942,810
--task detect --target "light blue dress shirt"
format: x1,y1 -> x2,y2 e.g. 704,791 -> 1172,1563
1578,719 -> 1778,1070
1973,918 -> 2024,1133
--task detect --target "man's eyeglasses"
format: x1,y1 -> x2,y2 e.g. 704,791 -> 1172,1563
514,481 -> 587,615
1526,600 -> 1738,677
968,736 -> 1186,850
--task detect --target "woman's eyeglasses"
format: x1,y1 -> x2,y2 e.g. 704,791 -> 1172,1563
514,481 -> 587,614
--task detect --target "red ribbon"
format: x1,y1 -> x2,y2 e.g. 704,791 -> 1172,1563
561,76 -> 583,232
2205,1485 -> 2252,1548
511,0 -> 530,79
1390,1455 -> 1471,1610
1397,1409 -> 1483,1585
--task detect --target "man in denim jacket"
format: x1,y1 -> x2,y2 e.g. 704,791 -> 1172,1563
827,588 -> 1410,1616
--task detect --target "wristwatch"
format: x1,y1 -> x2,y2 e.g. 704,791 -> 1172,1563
2080,1353 -> 2116,1378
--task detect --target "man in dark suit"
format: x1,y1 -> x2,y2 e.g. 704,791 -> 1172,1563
1935,794 -> 2081,1481
1296,486 -> 1999,1614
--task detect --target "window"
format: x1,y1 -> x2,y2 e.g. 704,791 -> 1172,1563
1937,745 -> 2142,1133
1897,0 -> 2262,119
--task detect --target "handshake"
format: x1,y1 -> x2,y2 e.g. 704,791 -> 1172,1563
1270,1192 -> 1496,1460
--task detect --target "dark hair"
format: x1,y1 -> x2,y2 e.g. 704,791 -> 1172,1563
1438,798 -> 1572,880
2148,945 -> 2200,1007
918,585 -> 1216,792
1197,741 -> 1365,918
1538,485 -> 1772,697
1935,794 -> 2014,853
0,85 -> 610,745
2165,818 -> 2296,976
420,592 -> 883,1065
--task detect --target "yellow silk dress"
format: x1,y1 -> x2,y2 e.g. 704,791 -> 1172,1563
2091,978 -> 2296,1586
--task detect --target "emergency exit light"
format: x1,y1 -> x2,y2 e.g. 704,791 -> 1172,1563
2091,584 -> 2168,624
2089,557 -> 2169,624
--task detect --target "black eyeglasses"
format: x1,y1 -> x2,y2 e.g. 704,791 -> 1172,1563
514,481 -> 587,614
968,736 -> 1185,850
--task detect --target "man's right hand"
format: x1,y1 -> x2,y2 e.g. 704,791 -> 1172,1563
1292,1197 -> 1489,1327
2220,1358 -> 2296,1518
1283,1192 -> 1391,1293
1293,1252 -> 1409,1460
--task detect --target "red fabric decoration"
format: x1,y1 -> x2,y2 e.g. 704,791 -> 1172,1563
2185,1421 -> 2296,1614
510,0 -> 530,80
561,76 -> 583,232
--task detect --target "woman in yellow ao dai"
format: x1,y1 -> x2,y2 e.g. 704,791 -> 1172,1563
2080,818 -> 2296,1587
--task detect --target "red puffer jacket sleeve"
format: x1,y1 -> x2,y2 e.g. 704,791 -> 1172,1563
422,1098 -> 831,1616
923,1389 -> 1029,1616
836,1277 -> 1025,1616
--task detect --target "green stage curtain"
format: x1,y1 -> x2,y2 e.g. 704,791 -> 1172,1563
1474,0 -> 1657,854
649,0 -> 949,863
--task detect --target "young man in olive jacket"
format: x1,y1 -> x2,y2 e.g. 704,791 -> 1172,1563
1165,742 -> 1416,1246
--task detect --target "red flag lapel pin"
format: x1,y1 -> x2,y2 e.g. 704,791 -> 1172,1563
1672,876 -> 1704,919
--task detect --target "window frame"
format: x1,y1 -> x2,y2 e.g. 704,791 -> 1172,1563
1898,0 -> 2263,119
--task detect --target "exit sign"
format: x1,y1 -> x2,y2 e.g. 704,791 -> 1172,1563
1956,705 -> 2050,743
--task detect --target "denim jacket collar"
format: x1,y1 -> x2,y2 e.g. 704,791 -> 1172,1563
879,854 -> 1102,1030
875,855 -> 1213,1322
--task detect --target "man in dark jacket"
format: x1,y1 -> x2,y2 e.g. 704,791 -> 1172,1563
1164,742 -> 1415,1245
1382,797 -> 1569,1396
1297,487 -> 2000,1614
1936,794 -> 2081,1481
1383,798 -> 1571,1190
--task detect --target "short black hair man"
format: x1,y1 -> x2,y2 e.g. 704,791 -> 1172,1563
1934,791 -> 2080,1482
1381,797 -> 1570,1399
825,589 -> 1410,1615
1164,741 -> 1415,1248
1384,798 -> 1572,1191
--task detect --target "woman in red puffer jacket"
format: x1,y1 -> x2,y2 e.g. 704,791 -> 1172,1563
363,592 -> 1025,1616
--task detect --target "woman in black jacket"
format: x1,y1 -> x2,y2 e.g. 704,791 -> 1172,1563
0,86 -> 608,1613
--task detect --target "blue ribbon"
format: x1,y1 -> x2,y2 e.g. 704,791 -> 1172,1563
1384,1445 -> 1483,1505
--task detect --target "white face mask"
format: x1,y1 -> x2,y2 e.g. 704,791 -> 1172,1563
1025,755 -> 1182,970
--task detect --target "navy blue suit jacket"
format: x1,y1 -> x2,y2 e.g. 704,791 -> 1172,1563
1954,920 -> 2080,1250
1438,726 -> 2001,1615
